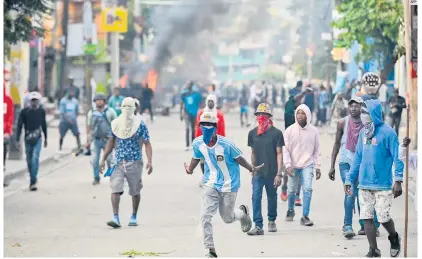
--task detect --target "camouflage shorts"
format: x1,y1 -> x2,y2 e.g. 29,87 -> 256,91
359,189 -> 393,223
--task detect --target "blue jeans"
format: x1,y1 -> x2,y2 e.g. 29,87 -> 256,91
339,163 -> 380,228
92,138 -> 112,180
288,164 -> 313,217
252,175 -> 277,228
25,139 -> 42,185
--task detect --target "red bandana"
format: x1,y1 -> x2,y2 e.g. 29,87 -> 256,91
257,115 -> 273,135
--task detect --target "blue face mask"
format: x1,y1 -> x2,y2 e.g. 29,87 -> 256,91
201,126 -> 216,144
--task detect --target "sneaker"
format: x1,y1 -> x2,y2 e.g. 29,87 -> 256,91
294,198 -> 302,206
128,216 -> 138,226
300,216 -> 314,226
280,191 -> 288,202
92,179 -> 100,185
343,225 -> 356,239
285,209 -> 295,221
366,247 -> 381,257
239,205 -> 252,232
247,226 -> 264,236
268,221 -> 277,232
358,227 -> 366,235
388,233 -> 401,257
29,184 -> 38,191
185,147 -> 190,151
107,217 -> 121,228
205,250 -> 218,258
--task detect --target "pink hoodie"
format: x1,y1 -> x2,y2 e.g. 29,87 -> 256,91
283,104 -> 321,169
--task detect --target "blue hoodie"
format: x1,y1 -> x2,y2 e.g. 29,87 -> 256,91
346,99 -> 404,190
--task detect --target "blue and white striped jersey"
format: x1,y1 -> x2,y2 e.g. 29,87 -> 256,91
192,135 -> 242,192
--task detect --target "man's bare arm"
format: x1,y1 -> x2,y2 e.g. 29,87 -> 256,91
235,156 -> 253,172
101,137 -> 116,162
330,119 -> 345,169
187,158 -> 201,172
276,147 -> 283,175
144,140 -> 153,164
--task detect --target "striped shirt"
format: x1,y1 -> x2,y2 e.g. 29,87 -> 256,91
192,135 -> 242,192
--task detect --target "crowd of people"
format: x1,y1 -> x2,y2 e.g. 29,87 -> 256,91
2,70 -> 415,258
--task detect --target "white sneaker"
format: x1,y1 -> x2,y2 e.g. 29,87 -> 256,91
185,147 -> 190,151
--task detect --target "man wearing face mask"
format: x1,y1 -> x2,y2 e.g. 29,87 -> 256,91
100,97 -> 153,228
246,103 -> 284,236
184,112 -> 263,258
16,92 -> 47,191
195,94 -> 226,179
283,104 -> 321,226
345,99 -> 403,258
86,93 -> 117,185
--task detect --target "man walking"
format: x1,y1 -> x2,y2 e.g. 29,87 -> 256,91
247,103 -> 284,235
59,89 -> 82,154
180,81 -> 202,151
141,83 -> 154,122
239,85 -> 250,127
328,96 -> 381,238
100,97 -> 153,228
283,104 -> 321,226
108,87 -> 125,116
184,111 -> 261,258
16,92 -> 47,191
316,85 -> 329,126
387,88 -> 406,136
86,93 -> 117,185
345,99 -> 403,257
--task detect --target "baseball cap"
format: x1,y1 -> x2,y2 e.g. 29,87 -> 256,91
254,103 -> 273,116
93,93 -> 107,101
199,112 -> 218,124
348,96 -> 364,105
28,91 -> 42,100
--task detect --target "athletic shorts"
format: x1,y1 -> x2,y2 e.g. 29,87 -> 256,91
240,106 -> 248,113
359,189 -> 393,223
110,160 -> 143,196
59,121 -> 80,137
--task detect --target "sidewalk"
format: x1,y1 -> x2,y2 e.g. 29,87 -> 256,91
4,116 -> 87,184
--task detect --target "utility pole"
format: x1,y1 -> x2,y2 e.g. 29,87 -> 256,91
306,0 -> 315,83
134,0 -> 142,56
111,31 -> 120,87
83,0 -> 94,112
58,0 -> 70,100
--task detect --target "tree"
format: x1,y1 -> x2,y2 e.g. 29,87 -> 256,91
331,0 -> 405,83
4,0 -> 52,45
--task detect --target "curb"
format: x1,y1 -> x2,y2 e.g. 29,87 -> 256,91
4,151 -> 73,185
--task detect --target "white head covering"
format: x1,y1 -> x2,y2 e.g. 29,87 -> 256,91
204,94 -> 217,116
111,97 -> 142,139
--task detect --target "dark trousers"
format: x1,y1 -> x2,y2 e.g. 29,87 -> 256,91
3,142 -> 8,167
252,175 -> 277,228
388,115 -> 401,136
141,102 -> 154,121
185,113 -> 196,147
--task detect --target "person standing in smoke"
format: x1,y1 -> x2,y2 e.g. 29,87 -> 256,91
247,103 -> 284,235
345,99 -> 403,257
194,94 -> 226,184
184,111 -> 261,258
283,104 -> 321,226
100,97 -> 153,228
180,81 -> 202,151
328,96 -> 381,239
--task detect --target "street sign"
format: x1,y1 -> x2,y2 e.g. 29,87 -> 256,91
84,43 -> 97,55
83,1 -> 93,40
101,7 -> 128,33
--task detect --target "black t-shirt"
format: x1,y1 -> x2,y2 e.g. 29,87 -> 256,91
248,126 -> 284,179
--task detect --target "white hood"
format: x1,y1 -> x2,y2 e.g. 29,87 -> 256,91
203,94 -> 217,116
295,104 -> 312,127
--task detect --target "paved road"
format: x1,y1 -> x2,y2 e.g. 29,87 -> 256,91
3,112 -> 418,257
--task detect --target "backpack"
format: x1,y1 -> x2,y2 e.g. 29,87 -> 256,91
91,108 -> 111,138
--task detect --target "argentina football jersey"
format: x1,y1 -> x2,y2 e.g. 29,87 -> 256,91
192,136 -> 242,192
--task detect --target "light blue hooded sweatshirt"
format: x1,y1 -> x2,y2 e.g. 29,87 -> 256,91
346,99 -> 404,190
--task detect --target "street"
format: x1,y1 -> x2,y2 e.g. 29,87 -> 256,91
3,112 -> 418,257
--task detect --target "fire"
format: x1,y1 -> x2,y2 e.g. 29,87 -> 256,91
143,70 -> 158,91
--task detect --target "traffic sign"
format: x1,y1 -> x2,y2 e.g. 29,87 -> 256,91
84,44 -> 97,55
101,7 -> 128,33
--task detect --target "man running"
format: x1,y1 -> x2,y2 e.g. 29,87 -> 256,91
108,87 -> 125,116
100,97 -> 153,228
141,83 -> 154,122
345,99 -> 403,257
181,81 -> 202,151
59,89 -> 82,154
247,103 -> 284,235
86,93 -> 117,185
328,96 -> 381,238
195,94 -> 226,177
16,92 -> 47,191
184,111 -> 262,258
283,104 -> 321,226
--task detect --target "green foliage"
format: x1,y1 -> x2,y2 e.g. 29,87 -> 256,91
331,0 -> 404,65
4,0 -> 53,45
